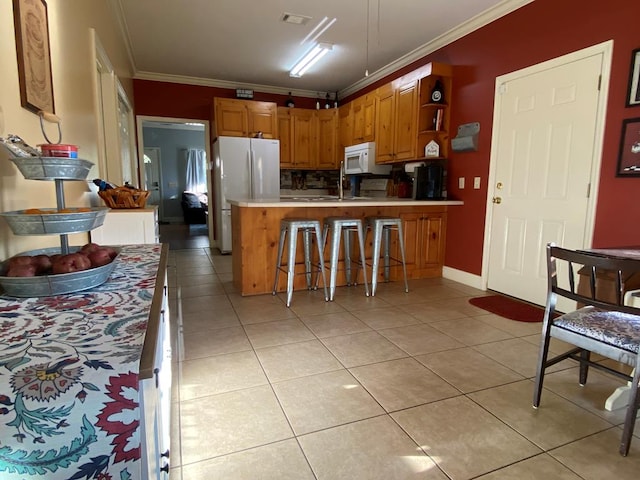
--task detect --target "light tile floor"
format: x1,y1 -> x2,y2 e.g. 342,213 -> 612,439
164,246 -> 640,479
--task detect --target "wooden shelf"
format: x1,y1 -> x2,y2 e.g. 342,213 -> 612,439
420,102 -> 448,109
418,129 -> 445,135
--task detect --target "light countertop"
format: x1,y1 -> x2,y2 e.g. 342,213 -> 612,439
228,196 -> 464,207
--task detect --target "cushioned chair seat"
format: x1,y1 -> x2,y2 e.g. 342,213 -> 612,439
553,306 -> 640,352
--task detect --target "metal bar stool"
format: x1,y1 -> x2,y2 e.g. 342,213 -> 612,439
365,216 -> 409,296
273,218 -> 328,307
319,217 -> 370,301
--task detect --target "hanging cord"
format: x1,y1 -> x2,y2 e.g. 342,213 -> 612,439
365,0 -> 370,76
377,0 -> 381,47
38,111 -> 62,144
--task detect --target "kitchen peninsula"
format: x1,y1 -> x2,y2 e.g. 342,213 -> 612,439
228,197 -> 462,296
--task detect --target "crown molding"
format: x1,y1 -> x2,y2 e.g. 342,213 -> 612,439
134,71 -> 322,99
340,0 -> 534,97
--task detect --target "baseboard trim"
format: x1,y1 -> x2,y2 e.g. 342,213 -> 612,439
442,266 -> 484,290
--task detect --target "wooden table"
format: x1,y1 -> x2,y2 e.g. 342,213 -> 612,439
583,247 -> 640,412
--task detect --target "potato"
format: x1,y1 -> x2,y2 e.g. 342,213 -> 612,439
7,264 -> 37,277
87,248 -> 113,267
8,256 -> 34,268
80,242 -> 101,254
51,253 -> 92,274
31,254 -> 52,274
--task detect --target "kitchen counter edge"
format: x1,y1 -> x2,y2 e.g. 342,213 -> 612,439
228,198 -> 464,207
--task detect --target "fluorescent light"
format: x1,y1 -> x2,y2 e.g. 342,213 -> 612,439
301,16 -> 328,45
300,16 -> 337,45
289,42 -> 332,77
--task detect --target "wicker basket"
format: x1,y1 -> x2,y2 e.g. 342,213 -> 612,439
99,187 -> 150,209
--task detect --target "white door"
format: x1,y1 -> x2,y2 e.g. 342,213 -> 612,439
143,147 -> 163,220
486,48 -> 609,307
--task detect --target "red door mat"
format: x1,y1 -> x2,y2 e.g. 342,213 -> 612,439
469,295 -> 546,322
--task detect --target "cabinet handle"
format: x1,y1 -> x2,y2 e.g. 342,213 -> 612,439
161,449 -> 170,458
160,463 -> 170,473
154,368 -> 160,388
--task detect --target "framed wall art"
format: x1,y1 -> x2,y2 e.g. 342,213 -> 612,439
626,47 -> 640,107
616,117 -> 640,177
13,0 -> 55,114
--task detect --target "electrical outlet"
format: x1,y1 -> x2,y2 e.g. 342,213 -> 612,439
474,177 -> 481,189
458,177 -> 465,189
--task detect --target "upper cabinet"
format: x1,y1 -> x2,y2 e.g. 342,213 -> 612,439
352,93 -> 376,144
416,63 -> 453,161
316,109 -> 339,169
213,98 -> 278,139
337,62 -> 452,166
338,103 -> 353,155
375,79 -> 418,164
277,107 -> 339,170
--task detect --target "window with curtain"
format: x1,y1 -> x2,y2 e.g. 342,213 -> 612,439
185,148 -> 207,194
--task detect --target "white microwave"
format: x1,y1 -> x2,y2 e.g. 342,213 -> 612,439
344,142 -> 391,175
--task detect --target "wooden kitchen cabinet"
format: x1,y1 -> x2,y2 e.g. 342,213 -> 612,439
352,93 -> 376,143
277,107 -> 338,169
232,203 -> 451,295
375,79 -> 418,163
316,109 -> 339,169
278,107 -> 293,167
399,209 -> 447,278
213,98 -> 278,138
338,103 -> 353,154
292,108 -> 314,168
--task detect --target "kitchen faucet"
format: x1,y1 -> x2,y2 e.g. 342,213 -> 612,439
338,161 -> 345,199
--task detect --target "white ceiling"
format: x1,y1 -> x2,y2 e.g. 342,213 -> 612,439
114,0 -> 530,98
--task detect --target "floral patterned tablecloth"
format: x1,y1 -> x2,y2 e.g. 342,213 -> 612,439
0,244 -> 163,480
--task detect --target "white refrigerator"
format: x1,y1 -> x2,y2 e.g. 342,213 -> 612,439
213,137 -> 280,253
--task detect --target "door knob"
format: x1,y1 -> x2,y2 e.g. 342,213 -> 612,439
492,197 -> 502,204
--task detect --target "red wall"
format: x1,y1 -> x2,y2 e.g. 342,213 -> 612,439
132,0 -> 639,276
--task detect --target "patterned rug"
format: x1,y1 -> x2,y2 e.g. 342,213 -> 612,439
469,295 -> 546,322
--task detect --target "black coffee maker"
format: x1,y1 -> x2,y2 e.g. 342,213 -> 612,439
413,163 -> 445,200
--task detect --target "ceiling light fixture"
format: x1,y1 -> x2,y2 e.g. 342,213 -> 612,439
289,42 -> 333,77
301,16 -> 337,45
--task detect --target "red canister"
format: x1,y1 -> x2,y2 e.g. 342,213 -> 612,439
39,144 -> 78,158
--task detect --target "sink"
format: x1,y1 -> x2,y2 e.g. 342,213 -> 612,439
280,195 -> 372,202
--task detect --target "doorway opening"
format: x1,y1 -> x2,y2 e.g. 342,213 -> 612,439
136,116 -> 212,245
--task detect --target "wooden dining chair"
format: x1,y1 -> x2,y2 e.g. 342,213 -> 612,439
533,243 -> 640,456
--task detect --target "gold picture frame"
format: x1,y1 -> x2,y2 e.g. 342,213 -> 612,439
13,0 -> 55,114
